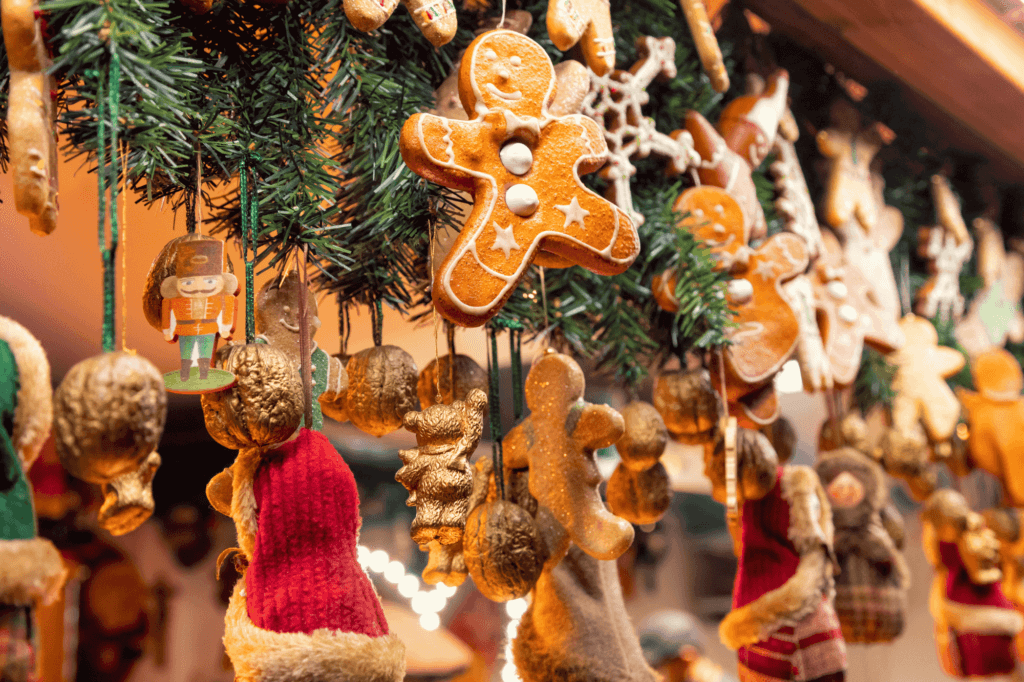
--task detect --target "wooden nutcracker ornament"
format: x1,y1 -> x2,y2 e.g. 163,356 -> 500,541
706,422 -> 847,681
503,350 -> 634,561
916,176 -> 973,322
158,238 -> 239,393
203,346 -> 404,682
345,345 -> 419,437
607,401 -> 673,526
400,30 -> 639,327
546,0 -> 616,76
816,100 -> 893,233
396,389 -> 488,545
0,317 -> 66,682
816,448 -> 909,643
344,0 -> 456,47
922,490 -> 1023,678
957,349 -> 1024,507
581,36 -> 700,226
255,271 -> 347,431
2,0 -> 59,236
954,217 -> 1024,357
53,351 -> 167,535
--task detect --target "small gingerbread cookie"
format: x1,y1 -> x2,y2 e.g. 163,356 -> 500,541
916,176 -> 972,322
400,30 -> 639,327
546,0 -> 615,76
770,112 -> 825,260
344,0 -> 456,47
810,229 -> 870,387
3,0 -> 58,236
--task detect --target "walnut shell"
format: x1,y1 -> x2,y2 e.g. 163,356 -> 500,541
616,401 -> 668,471
763,417 -> 797,464
464,499 -> 543,602
320,353 -> 349,423
53,352 -> 167,484
606,462 -> 671,525
141,234 -> 232,331
417,354 -> 489,410
346,345 -> 419,437
201,344 -> 303,449
653,369 -> 718,442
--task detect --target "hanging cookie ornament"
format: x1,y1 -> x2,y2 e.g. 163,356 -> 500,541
2,0 -> 59,236
580,36 -> 699,226
346,343 -> 419,437
158,237 -> 239,393
706,426 -> 846,679
400,30 -> 640,327
652,368 -> 719,444
678,0 -> 729,92
770,106 -> 825,259
396,389 -> 488,545
957,349 -> 1024,507
54,352 -> 167,536
916,176 -> 973,322
546,0 -> 615,76
983,507 -> 1024,612
607,402 -> 672,526
255,271 -> 347,431
344,0 -> 455,47
816,448 -> 909,644
954,217 -> 1024,357
782,273 -> 834,392
0,316 -> 67,682
503,350 -> 634,560
922,490 -> 1022,679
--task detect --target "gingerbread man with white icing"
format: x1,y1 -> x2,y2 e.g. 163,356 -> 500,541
400,30 -> 639,327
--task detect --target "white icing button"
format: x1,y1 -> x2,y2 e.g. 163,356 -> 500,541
510,56 -> 522,66
484,49 -> 497,59
826,281 -> 848,300
693,208 -> 704,218
838,304 -> 859,323
714,204 -> 724,214
505,184 -> 539,216
500,142 -> 533,176
727,278 -> 754,303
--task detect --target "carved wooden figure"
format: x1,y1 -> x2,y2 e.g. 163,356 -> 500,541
916,176 -> 973,322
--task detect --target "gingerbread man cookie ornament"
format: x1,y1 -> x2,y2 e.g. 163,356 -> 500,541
503,351 -> 634,561
888,314 -> 965,444
546,0 -> 615,76
344,0 -> 456,47
916,176 -> 973,322
401,30 -> 639,327
810,229 -> 870,387
770,113 -> 825,260
958,349 -> 1024,507
3,0 -> 59,236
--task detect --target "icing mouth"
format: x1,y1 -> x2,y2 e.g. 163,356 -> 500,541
486,84 -> 522,101
279,318 -> 301,332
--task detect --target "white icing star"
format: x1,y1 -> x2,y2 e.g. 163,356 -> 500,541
555,197 -> 590,228
752,259 -> 778,280
490,222 -> 520,259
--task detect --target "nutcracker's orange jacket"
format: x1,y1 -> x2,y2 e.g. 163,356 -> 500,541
161,295 -> 235,338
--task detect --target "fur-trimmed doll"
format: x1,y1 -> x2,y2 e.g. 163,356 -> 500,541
705,425 -> 846,682
0,316 -> 66,681
815,448 -> 909,643
922,490 -> 1022,678
203,344 -> 403,682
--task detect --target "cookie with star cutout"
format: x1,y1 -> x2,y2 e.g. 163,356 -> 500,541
400,30 -> 639,327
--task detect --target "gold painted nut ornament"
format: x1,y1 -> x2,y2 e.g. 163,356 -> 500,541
616,401 -> 668,471
606,462 -> 672,526
417,354 -> 488,410
200,343 -> 303,450
53,351 -> 167,536
653,368 -> 718,443
463,498 -> 544,602
320,352 -> 349,423
346,345 -> 419,437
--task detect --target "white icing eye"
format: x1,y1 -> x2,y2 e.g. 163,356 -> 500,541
826,281 -> 848,300
714,204 -> 724,214
484,49 -> 497,59
838,304 -> 858,323
693,208 -> 704,218
726,279 -> 754,303
505,184 -> 539,217
713,223 -> 725,234
510,56 -> 522,66
500,142 -> 533,176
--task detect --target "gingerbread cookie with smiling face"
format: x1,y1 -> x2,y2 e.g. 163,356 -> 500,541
401,30 -> 639,327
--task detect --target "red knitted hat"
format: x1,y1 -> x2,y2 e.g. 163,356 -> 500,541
244,428 -> 389,637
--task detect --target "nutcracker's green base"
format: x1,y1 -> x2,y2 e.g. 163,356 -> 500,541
164,368 -> 236,395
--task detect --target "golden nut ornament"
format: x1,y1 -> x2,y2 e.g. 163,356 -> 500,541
416,354 -> 488,410
200,344 -> 303,450
616,401 -> 668,472
320,353 -> 350,423
606,462 -> 672,525
345,345 -> 419,437
53,351 -> 167,536
653,368 -> 719,443
463,498 -> 544,602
